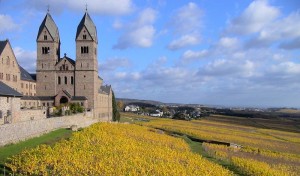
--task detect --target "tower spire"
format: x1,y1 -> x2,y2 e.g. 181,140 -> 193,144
85,3 -> 88,12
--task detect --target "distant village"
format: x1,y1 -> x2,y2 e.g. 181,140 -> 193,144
118,99 -> 300,120
120,101 -> 209,120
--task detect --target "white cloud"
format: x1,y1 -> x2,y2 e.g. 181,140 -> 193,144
167,2 -> 203,50
269,62 -> 300,75
217,37 -> 239,49
167,34 -> 200,50
170,2 -> 203,35
198,59 -> 255,78
131,72 -> 141,80
115,72 -> 127,79
100,58 -> 130,71
13,47 -> 36,73
112,20 -> 123,29
25,0 -> 134,15
245,11 -> 300,48
113,8 -> 157,49
181,50 -> 209,62
225,0 -> 280,35
0,14 -> 19,33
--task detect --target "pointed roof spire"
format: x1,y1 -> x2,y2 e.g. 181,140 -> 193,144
37,12 -> 59,41
76,11 -> 97,42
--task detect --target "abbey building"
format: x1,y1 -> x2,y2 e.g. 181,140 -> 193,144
0,11 -> 112,124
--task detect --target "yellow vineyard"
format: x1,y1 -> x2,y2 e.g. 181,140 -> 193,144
6,123 -> 232,175
122,113 -> 300,175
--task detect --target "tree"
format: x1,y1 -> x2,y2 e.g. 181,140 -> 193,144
112,91 -> 120,121
117,101 -> 125,111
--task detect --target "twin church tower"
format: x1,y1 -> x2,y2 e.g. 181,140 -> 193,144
36,11 -> 112,120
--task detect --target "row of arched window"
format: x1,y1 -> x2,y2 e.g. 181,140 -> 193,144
58,76 -> 74,85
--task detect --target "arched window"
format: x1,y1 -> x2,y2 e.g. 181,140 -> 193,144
58,76 -> 61,84
71,76 -> 74,85
65,76 -> 67,84
81,46 -> 89,54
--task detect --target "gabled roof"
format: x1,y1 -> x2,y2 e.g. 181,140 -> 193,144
76,12 -> 97,42
99,85 -> 111,95
0,40 -> 8,55
37,13 -> 59,41
57,55 -> 75,66
62,90 -> 72,98
19,65 -> 36,81
0,82 -> 23,97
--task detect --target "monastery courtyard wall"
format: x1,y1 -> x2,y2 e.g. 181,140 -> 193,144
0,112 -> 102,146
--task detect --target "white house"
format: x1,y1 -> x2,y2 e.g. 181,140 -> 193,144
124,105 -> 140,112
150,110 -> 163,117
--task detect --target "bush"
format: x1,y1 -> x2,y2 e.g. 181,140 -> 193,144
70,103 -> 84,113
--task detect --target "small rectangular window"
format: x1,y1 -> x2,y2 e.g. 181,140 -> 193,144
83,35 -> 87,39
44,35 -> 47,40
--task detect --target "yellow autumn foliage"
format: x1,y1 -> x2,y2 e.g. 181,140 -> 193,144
231,157 -> 296,176
6,123 -> 232,176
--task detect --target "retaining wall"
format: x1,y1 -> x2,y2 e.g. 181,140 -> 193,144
0,112 -> 99,146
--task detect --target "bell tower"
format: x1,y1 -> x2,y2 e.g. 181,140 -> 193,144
36,12 -> 60,96
75,11 -> 99,109
75,12 -> 98,71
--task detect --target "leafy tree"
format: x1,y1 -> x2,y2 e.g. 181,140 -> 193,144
112,91 -> 120,121
117,101 -> 125,111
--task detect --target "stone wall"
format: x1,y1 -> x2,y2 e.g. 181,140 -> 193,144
0,96 -> 20,125
15,109 -> 47,122
0,112 -> 98,146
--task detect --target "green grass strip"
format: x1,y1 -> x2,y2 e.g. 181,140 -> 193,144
0,128 -> 72,164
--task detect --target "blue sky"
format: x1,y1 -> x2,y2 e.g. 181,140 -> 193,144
1,0 -> 300,108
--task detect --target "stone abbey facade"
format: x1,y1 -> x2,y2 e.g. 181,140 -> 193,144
0,11 -> 112,124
